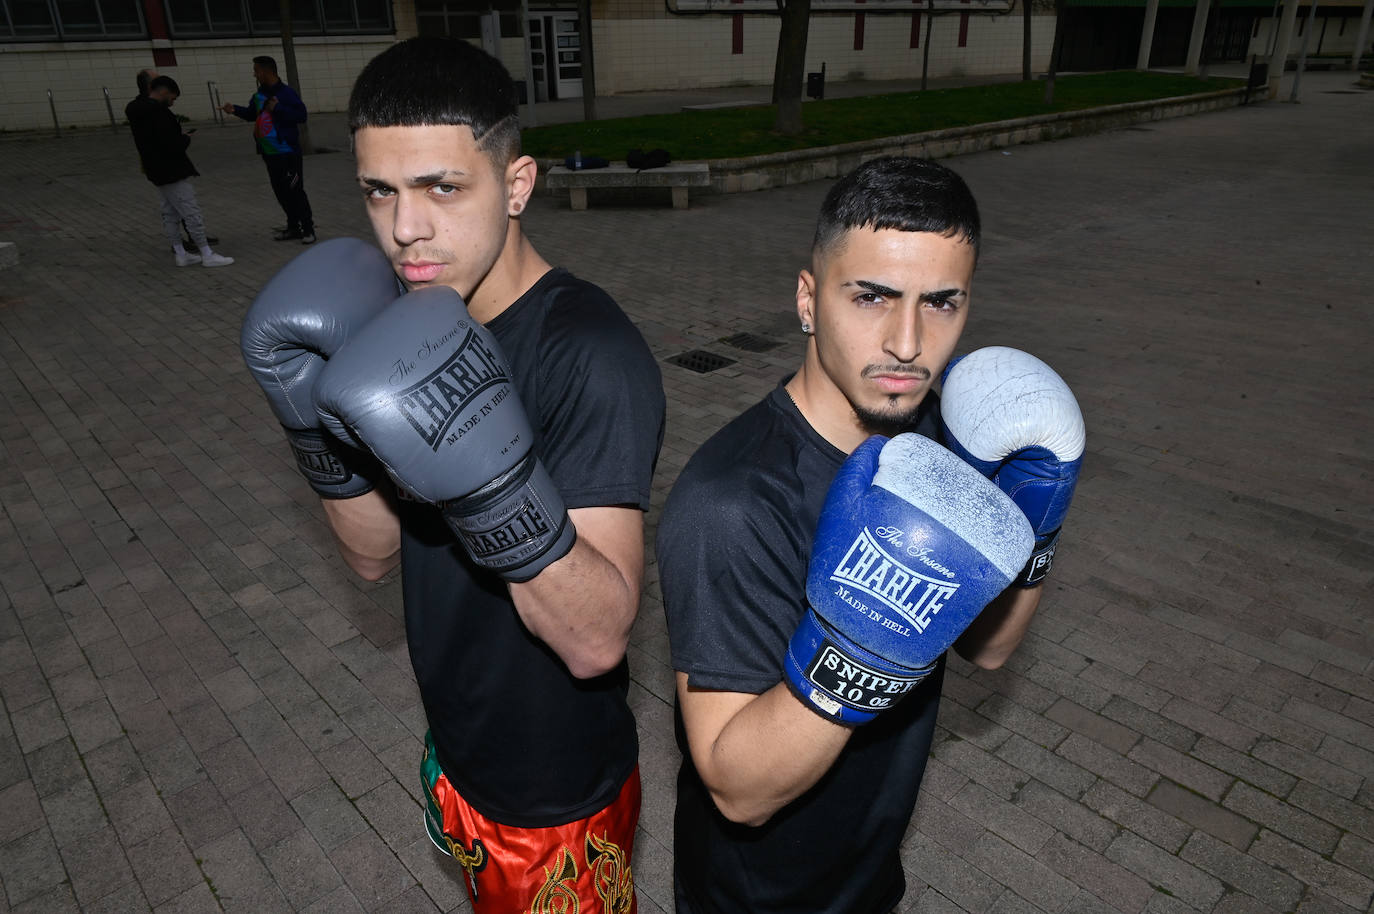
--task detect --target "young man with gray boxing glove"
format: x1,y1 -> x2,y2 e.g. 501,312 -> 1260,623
241,37 -> 664,913
658,156 -> 1085,913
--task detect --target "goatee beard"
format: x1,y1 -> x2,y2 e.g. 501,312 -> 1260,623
854,400 -> 927,439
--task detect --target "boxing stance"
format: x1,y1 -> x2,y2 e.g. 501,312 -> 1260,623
242,37 -> 664,913
658,156 -> 1084,913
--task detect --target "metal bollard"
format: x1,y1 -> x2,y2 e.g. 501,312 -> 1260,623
208,81 -> 225,125
48,89 -> 60,137
103,86 -> 118,131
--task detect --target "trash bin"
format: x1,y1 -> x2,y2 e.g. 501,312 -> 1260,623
806,70 -> 825,100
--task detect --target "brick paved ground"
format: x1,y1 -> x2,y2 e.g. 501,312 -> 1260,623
1,70 -> 1371,913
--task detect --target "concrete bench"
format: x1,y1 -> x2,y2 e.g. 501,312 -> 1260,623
680,100 -> 765,112
545,162 -> 710,210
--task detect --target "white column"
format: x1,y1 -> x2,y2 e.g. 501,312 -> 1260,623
1138,0 -> 1161,69
1268,0 -> 1303,97
1185,0 -> 1213,74
1352,0 -> 1374,72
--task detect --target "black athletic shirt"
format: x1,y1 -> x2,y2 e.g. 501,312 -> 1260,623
399,268 -> 665,828
658,382 -> 945,914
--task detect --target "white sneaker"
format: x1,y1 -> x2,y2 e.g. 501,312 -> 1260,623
175,251 -> 202,267
201,252 -> 235,268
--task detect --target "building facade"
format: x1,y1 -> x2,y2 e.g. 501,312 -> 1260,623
1,0 -> 1368,130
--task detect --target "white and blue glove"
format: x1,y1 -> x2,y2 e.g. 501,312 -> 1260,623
941,346 -> 1085,587
784,434 -> 1033,725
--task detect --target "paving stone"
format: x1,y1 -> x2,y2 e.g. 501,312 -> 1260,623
909,791 -> 984,857
261,827 -> 344,910
4,72 -> 1374,914
152,880 -> 219,914
197,828 -> 292,913
164,778 -> 236,852
0,825 -> 69,907
39,775 -> 109,846
225,780 -> 304,852
1144,780 -> 1257,850
1180,831 -> 1303,911
1035,832 -> 1154,913
1252,830 -> 1374,912
966,831 -> 1079,913
10,881 -> 81,913
1128,738 -> 1233,802
1250,738 -> 1364,801
63,697 -> 125,755
950,781 -> 1055,857
124,825 -> 203,907
290,781 -> 370,852
996,734 -> 1098,800
59,823 -> 137,907
1190,737 -> 1297,799
902,829 -> 1005,913
1104,831 -> 1225,911
0,779 -> 44,845
1058,732 -> 1159,799
1222,781 -> 1339,855
331,827 -> 415,909
1082,781 -> 1191,854
393,835 -> 471,914
298,884 -> 369,914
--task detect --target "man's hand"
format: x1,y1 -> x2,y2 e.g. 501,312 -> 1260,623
783,434 -> 1033,725
941,347 -> 1085,587
240,238 -> 400,498
315,286 -> 577,583
219,101 -> 235,114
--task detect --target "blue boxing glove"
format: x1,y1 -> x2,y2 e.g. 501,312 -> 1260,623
940,347 -> 1085,587
783,434 -> 1033,725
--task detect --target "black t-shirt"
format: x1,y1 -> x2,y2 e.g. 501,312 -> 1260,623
400,268 -> 665,828
658,383 -> 945,914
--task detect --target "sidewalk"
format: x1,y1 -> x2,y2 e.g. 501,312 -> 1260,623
1,67 -> 1371,913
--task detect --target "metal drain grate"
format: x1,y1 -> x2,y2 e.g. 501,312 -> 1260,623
667,349 -> 738,373
719,332 -> 781,353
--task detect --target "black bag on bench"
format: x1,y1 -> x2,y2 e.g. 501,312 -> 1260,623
627,148 -> 671,171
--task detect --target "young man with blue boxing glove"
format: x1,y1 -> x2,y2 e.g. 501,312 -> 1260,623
658,156 -> 1085,913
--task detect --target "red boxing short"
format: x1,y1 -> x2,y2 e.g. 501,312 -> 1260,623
422,732 -> 639,913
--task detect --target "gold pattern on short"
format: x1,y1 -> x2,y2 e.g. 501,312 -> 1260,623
444,835 -> 486,900
586,831 -> 634,914
526,847 -> 580,914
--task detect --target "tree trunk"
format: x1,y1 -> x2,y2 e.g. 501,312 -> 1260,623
278,0 -> 313,153
772,0 -> 785,103
773,0 -> 812,135
1043,0 -> 1067,104
1022,0 -> 1033,80
579,0 -> 598,121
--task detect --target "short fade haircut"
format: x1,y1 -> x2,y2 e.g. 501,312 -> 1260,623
813,156 -> 981,263
149,75 -> 180,96
253,55 -> 278,74
347,37 -> 521,169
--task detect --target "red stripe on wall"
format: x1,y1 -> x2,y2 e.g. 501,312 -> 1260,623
141,0 -> 170,40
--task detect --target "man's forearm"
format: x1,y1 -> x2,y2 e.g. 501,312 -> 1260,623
509,515 -> 641,679
680,676 -> 852,827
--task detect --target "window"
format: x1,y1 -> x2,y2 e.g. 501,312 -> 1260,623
169,0 -> 390,36
1,0 -> 144,38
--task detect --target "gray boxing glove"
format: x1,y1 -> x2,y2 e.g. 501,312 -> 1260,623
314,285 -> 576,582
241,238 -> 400,498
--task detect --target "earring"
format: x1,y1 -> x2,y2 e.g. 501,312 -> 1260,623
801,322 -> 812,335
